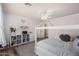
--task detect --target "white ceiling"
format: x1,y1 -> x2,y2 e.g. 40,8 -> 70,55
2,3 -> 79,19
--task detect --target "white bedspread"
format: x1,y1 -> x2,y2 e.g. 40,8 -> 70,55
35,39 -> 77,56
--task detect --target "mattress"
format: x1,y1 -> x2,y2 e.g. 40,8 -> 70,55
35,39 -> 77,56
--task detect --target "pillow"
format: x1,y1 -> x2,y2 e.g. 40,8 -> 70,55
59,34 -> 71,42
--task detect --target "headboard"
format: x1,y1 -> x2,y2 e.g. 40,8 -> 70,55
48,29 -> 79,41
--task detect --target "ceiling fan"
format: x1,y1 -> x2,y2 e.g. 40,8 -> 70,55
41,9 -> 54,20
38,9 -> 54,27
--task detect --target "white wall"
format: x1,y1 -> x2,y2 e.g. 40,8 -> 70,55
49,13 -> 79,26
48,13 -> 79,40
4,14 -> 41,43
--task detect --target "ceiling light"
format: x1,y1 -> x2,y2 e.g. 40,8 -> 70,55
24,3 -> 32,6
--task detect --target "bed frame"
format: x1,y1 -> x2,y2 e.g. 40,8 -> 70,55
35,25 -> 79,55
35,25 -> 79,45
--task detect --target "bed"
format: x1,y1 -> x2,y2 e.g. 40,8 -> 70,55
35,25 -> 79,56
35,38 -> 77,56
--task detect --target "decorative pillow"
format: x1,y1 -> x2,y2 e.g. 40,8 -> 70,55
59,34 -> 71,42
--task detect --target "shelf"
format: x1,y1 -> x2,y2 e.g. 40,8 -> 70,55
11,40 -> 16,41
10,32 -> 30,47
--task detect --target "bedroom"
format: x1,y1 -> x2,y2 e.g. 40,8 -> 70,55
0,3 -> 79,56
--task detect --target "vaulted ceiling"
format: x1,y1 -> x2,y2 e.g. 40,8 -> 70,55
2,3 -> 79,20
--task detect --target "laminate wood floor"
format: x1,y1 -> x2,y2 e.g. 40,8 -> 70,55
0,48 -> 18,56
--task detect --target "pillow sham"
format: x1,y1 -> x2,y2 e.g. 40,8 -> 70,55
59,34 -> 71,42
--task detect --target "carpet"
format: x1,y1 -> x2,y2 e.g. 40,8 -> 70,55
15,42 -> 36,56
